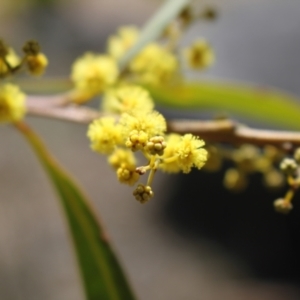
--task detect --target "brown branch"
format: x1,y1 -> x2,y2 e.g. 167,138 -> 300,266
27,104 -> 101,123
26,95 -> 300,148
27,93 -> 72,108
168,120 -> 300,147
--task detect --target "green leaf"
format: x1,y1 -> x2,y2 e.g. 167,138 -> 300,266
149,81 -> 300,130
118,0 -> 191,69
15,122 -> 136,300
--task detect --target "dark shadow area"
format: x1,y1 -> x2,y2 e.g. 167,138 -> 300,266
163,162 -> 300,284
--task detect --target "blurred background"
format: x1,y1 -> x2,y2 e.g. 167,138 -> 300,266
1,0 -> 300,299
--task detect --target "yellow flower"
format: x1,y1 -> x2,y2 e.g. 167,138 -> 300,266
0,48 -> 20,77
71,52 -> 119,96
108,148 -> 137,170
26,53 -> 48,76
117,163 -> 140,186
159,134 -> 182,173
107,26 -> 139,59
102,84 -> 154,114
120,110 -> 166,137
87,117 -> 122,155
120,110 -> 166,151
129,43 -> 178,85
108,147 -> 139,185
184,39 -> 215,70
0,83 -> 26,123
176,134 -> 207,173
160,134 -> 207,174
5,48 -> 20,67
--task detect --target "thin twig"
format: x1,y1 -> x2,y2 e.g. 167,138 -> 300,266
26,95 -> 300,147
27,104 -> 101,123
27,93 -> 72,108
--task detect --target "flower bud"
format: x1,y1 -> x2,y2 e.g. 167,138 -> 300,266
280,158 -> 297,176
273,198 -> 293,214
133,184 -> 154,203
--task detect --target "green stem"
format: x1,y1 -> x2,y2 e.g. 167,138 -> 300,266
146,158 -> 160,186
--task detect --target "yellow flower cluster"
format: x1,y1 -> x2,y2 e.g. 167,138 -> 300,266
107,26 -> 179,86
129,43 -> 178,86
69,24 -> 213,202
87,117 -> 122,155
160,134 -> 207,174
0,40 -> 49,124
120,110 -> 166,152
102,84 -> 154,114
72,23 -> 215,105
0,83 -> 26,123
87,84 -> 208,203
71,52 -> 119,100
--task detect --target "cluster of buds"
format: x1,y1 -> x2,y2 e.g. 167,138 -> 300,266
204,144 -> 284,193
70,5 -> 217,104
0,39 -> 48,124
69,5 -> 217,202
162,5 -> 215,70
70,26 -> 180,104
204,143 -> 300,213
0,39 -> 48,78
22,40 -> 48,76
273,148 -> 300,214
87,85 -> 208,203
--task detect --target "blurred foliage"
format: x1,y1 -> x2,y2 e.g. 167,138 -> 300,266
149,81 -> 300,129
17,122 -> 136,300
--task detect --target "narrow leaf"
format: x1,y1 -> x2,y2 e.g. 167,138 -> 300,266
118,0 -> 191,69
149,81 -> 300,130
15,122 -> 136,300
